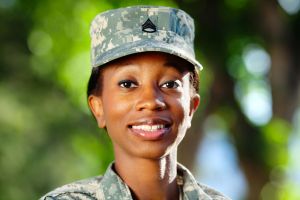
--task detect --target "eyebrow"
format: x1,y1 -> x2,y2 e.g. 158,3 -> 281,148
164,61 -> 188,73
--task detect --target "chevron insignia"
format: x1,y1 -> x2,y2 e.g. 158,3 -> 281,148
142,18 -> 157,33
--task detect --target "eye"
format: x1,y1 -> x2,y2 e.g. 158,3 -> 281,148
161,80 -> 181,89
118,80 -> 138,88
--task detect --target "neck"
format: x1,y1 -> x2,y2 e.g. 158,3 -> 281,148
114,150 -> 179,200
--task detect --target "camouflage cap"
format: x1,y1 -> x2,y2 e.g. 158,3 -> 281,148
90,5 -> 203,70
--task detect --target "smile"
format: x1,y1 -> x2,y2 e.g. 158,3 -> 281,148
128,118 -> 172,140
131,124 -> 167,132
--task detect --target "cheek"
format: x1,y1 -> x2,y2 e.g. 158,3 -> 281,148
102,95 -> 133,128
172,91 -> 192,129
169,97 -> 191,146
168,96 -> 189,124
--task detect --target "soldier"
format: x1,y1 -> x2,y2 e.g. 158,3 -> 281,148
40,5 -> 231,200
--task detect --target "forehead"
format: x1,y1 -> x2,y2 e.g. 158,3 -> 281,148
103,52 -> 194,73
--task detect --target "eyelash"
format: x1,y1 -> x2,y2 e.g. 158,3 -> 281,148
118,80 -> 181,89
118,80 -> 138,88
161,80 -> 181,89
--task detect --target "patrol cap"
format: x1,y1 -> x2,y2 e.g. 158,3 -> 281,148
90,5 -> 202,70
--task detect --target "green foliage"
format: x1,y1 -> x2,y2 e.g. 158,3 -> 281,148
0,0 -> 117,199
0,0 -> 181,199
1,0 -> 300,199
262,118 -> 291,167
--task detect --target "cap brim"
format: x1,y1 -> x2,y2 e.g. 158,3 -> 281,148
92,39 -> 203,70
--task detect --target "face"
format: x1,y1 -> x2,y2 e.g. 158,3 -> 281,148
89,52 -> 200,160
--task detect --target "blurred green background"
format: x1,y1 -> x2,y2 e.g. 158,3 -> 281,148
0,0 -> 300,199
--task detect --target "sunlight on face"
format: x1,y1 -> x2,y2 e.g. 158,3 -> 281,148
89,52 -> 200,160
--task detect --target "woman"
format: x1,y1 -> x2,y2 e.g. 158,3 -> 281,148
41,5 -> 230,200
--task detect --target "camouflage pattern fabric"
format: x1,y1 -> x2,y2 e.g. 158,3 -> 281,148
40,163 -> 231,200
90,5 -> 203,70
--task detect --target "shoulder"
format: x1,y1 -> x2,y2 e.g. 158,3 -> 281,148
177,163 -> 231,200
197,182 -> 231,200
40,176 -> 104,200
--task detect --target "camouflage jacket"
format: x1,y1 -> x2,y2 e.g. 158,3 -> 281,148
40,163 -> 230,200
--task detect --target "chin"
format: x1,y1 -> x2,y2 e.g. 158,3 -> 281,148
130,142 -> 177,160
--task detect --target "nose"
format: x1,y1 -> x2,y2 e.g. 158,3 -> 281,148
135,85 -> 166,111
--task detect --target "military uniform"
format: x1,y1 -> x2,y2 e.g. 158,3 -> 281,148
40,163 -> 230,200
40,6 -> 232,200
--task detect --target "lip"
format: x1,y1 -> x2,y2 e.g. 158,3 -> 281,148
128,117 -> 172,140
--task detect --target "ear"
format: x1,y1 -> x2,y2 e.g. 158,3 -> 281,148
189,93 -> 200,117
88,95 -> 106,128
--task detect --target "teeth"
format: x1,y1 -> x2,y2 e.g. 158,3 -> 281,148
131,124 -> 165,131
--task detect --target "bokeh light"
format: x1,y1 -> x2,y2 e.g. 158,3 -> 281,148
235,80 -> 273,126
230,43 -> 273,126
28,30 -> 53,56
278,0 -> 300,15
1,0 -> 299,199
284,108 -> 300,198
197,115 -> 248,199
0,0 -> 16,9
242,44 -> 271,77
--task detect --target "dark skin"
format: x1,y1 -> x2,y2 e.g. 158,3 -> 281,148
88,52 -> 200,200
